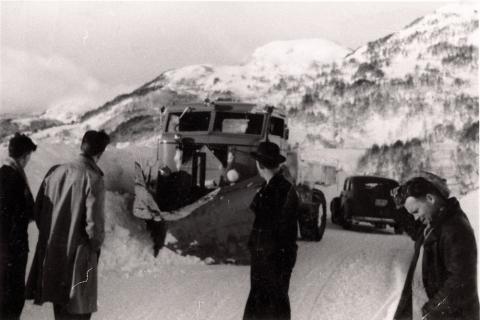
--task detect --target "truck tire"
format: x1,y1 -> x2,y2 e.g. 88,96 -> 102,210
298,203 -> 323,241
296,186 -> 327,242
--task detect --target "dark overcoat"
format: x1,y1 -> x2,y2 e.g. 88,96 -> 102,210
243,172 -> 299,320
0,158 -> 34,318
394,198 -> 479,320
26,154 -> 105,314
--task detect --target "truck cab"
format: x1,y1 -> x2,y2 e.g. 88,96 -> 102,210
157,100 -> 292,188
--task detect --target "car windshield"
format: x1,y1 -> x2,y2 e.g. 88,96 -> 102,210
213,112 -> 264,135
166,112 -> 211,132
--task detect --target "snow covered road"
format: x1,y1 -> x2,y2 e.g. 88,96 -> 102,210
22,223 -> 413,320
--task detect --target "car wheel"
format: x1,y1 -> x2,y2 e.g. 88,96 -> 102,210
342,208 -> 352,230
341,202 -> 352,230
316,192 -> 327,241
394,224 -> 404,235
330,197 -> 340,224
331,211 -> 337,224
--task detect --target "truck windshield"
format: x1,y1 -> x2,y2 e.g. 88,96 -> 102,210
213,112 -> 264,135
166,112 -> 211,132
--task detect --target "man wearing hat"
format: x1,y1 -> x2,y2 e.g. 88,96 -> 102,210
243,141 -> 299,320
392,172 -> 479,320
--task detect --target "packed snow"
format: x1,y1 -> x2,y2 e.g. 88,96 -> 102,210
23,220 -> 415,320
99,191 -> 204,276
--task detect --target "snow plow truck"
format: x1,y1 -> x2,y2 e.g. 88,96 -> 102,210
133,99 -> 326,263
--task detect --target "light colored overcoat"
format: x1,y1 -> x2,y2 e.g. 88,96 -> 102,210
26,154 -> 105,314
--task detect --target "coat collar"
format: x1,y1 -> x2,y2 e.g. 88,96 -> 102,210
423,197 -> 461,245
261,171 -> 283,189
77,154 -> 104,176
3,156 -> 22,172
430,197 -> 459,228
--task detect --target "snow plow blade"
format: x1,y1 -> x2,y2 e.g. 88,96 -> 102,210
133,160 -> 326,263
166,176 -> 263,263
133,161 -> 263,263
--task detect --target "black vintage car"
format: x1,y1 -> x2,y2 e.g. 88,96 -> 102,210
330,176 -> 402,233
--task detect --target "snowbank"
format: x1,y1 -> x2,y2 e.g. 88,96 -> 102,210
100,192 -> 204,277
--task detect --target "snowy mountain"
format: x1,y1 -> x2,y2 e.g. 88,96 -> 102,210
41,96 -> 99,123
35,3 -> 474,147
23,38 -> 348,144
145,38 -> 349,100
290,2 -> 478,147
3,4 -> 477,191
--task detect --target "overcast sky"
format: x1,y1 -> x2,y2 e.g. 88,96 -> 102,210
1,1 -> 446,115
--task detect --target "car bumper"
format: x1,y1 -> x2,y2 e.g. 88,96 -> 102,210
351,216 -> 396,224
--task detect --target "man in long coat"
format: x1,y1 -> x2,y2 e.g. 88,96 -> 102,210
0,133 -> 37,320
392,172 -> 479,320
243,141 -> 299,320
26,130 -> 110,320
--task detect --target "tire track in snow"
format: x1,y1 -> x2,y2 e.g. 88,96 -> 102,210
291,223 -> 412,320
291,230 -> 361,320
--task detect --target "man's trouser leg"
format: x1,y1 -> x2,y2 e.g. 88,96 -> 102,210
0,251 -> 28,320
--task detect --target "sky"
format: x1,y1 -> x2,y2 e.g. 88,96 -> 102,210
0,1 -> 447,116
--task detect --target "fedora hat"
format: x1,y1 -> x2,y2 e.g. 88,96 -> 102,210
250,141 -> 286,167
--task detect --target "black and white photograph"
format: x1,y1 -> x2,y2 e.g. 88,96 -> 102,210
0,1 -> 478,320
